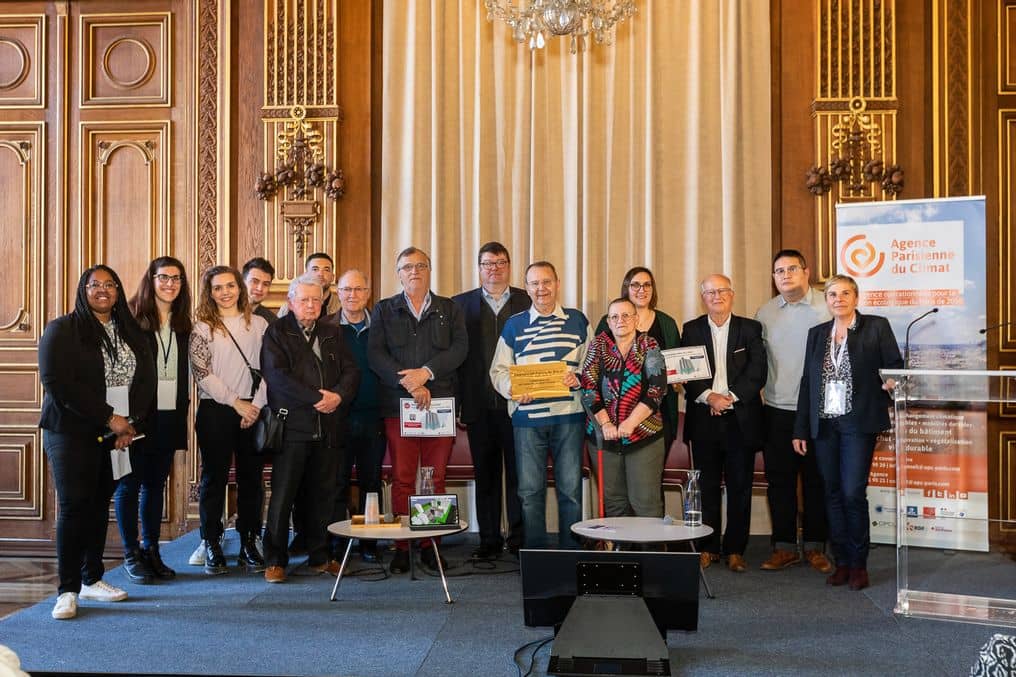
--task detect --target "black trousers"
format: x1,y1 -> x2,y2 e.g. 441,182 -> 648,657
263,438 -> 339,567
763,406 -> 827,548
195,400 -> 265,542
334,415 -> 385,524
466,407 -> 523,549
691,416 -> 756,556
45,430 -> 116,595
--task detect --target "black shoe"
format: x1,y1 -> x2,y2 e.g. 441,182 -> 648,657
421,547 -> 448,571
204,541 -> 228,575
144,544 -> 176,579
471,543 -> 502,560
238,534 -> 266,572
389,549 -> 410,574
288,532 -> 307,557
123,547 -> 154,584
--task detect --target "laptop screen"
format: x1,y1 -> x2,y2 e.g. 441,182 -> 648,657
409,494 -> 459,529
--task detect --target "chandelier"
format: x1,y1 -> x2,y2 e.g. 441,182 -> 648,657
484,0 -> 637,53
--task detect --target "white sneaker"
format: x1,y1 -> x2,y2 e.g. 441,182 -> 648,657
189,540 -> 206,566
51,592 -> 78,619
79,580 -> 128,602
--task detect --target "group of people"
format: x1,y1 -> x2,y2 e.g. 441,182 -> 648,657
39,242 -> 901,621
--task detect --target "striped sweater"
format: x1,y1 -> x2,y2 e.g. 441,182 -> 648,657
489,305 -> 591,427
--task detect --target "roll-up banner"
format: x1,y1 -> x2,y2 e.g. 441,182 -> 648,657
836,196 -> 988,551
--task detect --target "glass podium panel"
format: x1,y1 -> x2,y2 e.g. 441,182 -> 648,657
880,369 -> 1016,627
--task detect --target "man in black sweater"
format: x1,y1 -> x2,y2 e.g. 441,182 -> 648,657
453,242 -> 531,559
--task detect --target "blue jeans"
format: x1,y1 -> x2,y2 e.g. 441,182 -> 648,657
114,411 -> 176,551
813,416 -> 877,568
514,421 -> 584,549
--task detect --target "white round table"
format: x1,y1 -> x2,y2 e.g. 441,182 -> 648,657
571,516 -> 716,598
327,519 -> 468,604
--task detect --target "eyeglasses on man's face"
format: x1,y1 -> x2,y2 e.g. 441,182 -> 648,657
398,262 -> 430,273
479,259 -> 509,270
701,287 -> 733,298
154,273 -> 184,285
772,265 -> 802,277
86,281 -> 118,291
628,281 -> 653,291
337,287 -> 369,294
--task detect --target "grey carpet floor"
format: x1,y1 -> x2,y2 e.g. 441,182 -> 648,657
0,529 -> 1012,676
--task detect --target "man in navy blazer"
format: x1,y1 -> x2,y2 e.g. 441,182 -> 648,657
681,274 -> 767,573
453,242 -> 531,559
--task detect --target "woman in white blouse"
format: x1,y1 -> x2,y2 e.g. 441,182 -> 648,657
190,265 -> 268,575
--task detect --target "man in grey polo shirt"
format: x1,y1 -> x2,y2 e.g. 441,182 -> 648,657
755,249 -> 834,574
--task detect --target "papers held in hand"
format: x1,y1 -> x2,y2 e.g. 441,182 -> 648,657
509,361 -> 571,399
661,346 -> 713,383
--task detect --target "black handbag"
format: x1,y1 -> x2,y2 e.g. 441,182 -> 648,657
223,325 -> 262,399
253,406 -> 288,455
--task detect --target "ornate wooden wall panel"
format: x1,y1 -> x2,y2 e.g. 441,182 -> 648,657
0,0 -> 197,552
80,123 -> 170,289
233,0 -> 376,296
0,14 -> 44,108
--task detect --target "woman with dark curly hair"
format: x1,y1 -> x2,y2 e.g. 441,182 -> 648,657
40,265 -> 157,619
190,265 -> 268,575
581,297 -> 668,517
113,256 -> 193,583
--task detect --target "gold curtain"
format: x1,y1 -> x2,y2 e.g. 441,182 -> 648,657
380,0 -> 773,322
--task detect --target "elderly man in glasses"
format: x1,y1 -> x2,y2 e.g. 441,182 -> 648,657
681,274 -> 766,573
367,247 -> 467,574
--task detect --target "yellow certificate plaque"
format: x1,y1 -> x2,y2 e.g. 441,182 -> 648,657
509,361 -> 570,399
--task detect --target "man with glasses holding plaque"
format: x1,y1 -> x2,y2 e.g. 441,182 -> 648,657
490,261 -> 591,549
452,242 -> 530,559
368,247 -> 467,574
681,274 -> 766,573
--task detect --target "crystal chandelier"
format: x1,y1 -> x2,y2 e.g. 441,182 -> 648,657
484,0 -> 637,53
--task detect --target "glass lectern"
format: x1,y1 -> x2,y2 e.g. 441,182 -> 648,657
881,369 -> 1016,627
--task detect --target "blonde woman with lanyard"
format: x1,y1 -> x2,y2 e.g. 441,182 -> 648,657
190,265 -> 268,575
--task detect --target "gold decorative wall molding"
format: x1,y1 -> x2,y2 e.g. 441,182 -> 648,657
0,429 -> 43,520
258,0 -> 343,279
0,15 -> 45,108
932,0 -> 976,197
0,123 -> 43,343
1001,1 -> 1016,93
1001,110 -> 1016,354
0,366 -> 41,410
196,0 -> 220,271
80,12 -> 171,108
811,0 -> 901,280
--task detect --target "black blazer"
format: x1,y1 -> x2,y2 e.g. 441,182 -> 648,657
261,313 -> 360,443
451,286 -> 530,423
680,314 -> 766,448
39,314 -> 157,441
794,311 -> 903,439
145,327 -> 191,450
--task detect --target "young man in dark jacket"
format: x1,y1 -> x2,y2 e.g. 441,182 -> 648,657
260,274 -> 359,583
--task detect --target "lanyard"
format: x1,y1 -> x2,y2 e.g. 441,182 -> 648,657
156,325 -> 174,370
829,324 -> 848,372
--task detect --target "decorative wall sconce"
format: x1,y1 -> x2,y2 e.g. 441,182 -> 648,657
806,97 -> 904,197
255,105 -> 344,259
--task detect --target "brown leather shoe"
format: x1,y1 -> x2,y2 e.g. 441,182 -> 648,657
805,549 -> 835,574
826,565 -> 850,586
848,567 -> 869,591
264,565 -> 286,583
760,549 -> 800,570
311,559 -> 341,576
727,554 -> 747,573
699,552 -> 719,569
